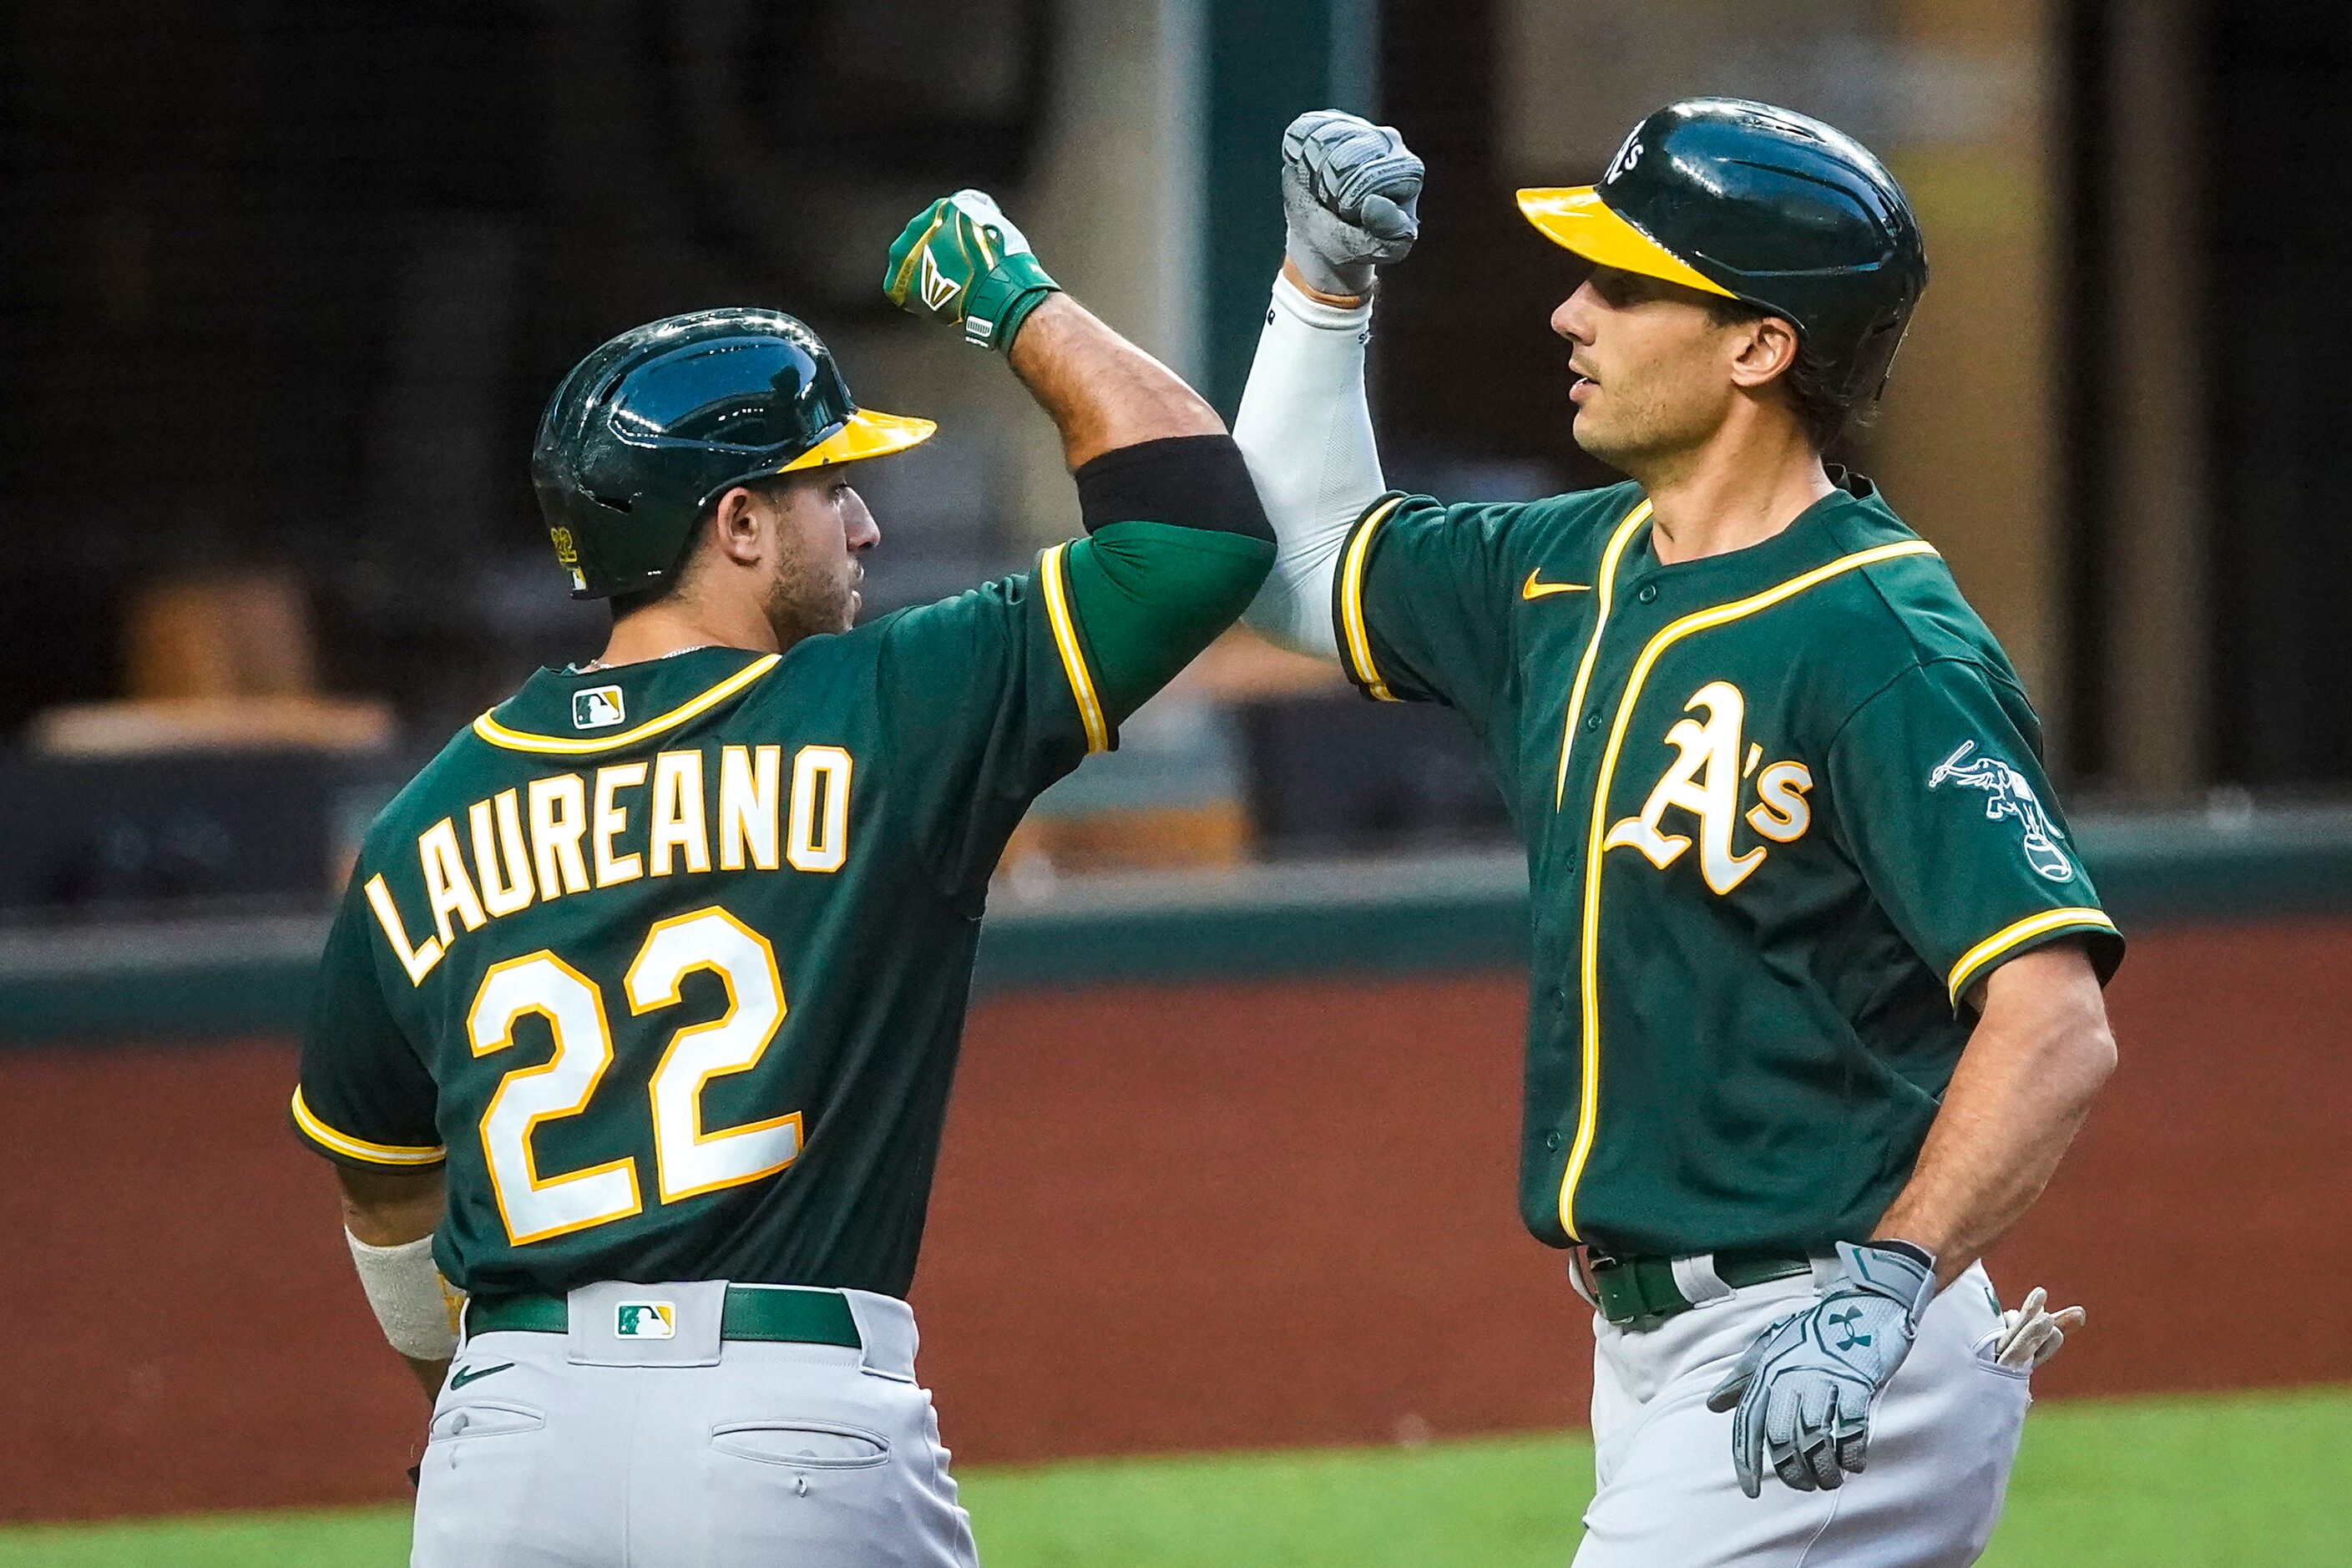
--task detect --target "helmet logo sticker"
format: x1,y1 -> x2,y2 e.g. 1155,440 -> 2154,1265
1928,741 -> 2073,883
573,685 -> 627,731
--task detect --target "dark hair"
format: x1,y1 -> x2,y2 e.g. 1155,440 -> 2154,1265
1704,298 -> 1862,452
609,473 -> 802,620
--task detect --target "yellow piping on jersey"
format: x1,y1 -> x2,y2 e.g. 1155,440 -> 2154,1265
1337,496 -> 1409,701
1039,542 -> 1110,754
290,1086 -> 447,1166
1947,907 -> 2117,1005
1559,538 -> 1939,1242
471,655 -> 781,756
1552,501 -> 1652,808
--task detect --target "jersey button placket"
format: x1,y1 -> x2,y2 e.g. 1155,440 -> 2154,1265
1635,582 -> 1660,605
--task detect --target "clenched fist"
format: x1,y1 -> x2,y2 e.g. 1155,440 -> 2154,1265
1281,110 -> 1424,299
883,190 -> 1061,353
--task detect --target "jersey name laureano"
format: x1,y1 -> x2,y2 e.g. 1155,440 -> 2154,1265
363,742 -> 855,984
1601,680 -> 1813,894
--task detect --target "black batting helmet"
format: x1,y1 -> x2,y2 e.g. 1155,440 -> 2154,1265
531,308 -> 934,599
1516,99 -> 1929,404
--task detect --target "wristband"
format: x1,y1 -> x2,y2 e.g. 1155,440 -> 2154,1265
347,1229 -> 464,1360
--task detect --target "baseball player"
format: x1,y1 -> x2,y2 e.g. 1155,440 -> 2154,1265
291,190 -> 1272,1565
1235,103 -> 2117,1563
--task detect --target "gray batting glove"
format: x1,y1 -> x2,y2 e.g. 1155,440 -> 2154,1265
1995,1287 -> 2085,1371
1281,110 -> 1424,298
1704,1241 -> 1939,1498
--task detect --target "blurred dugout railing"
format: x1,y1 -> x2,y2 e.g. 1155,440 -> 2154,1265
7,803 -> 2352,1045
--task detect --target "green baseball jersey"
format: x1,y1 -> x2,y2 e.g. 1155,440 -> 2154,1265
294,520 -> 1270,1299
1333,474 -> 2123,1259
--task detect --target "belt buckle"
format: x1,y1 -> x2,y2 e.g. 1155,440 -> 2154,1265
1584,1250 -> 1650,1325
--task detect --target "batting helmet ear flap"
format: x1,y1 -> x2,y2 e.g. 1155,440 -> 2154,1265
531,309 -> 937,599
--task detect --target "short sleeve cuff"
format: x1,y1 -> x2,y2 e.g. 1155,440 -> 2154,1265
1037,542 -> 1115,754
289,1086 -> 446,1169
1332,493 -> 1411,702
1946,908 -> 2124,1005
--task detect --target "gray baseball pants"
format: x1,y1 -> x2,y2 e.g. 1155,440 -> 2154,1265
411,1282 -> 979,1566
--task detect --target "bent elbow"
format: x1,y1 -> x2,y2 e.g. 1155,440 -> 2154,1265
2072,1011 -> 2119,1100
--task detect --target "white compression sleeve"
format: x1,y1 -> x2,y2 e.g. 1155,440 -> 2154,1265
346,1229 -> 463,1360
1233,276 -> 1387,659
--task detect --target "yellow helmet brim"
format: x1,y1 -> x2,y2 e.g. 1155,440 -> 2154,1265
779,407 -> 938,473
1515,187 -> 1737,300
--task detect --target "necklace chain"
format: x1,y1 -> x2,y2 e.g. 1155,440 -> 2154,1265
574,644 -> 714,675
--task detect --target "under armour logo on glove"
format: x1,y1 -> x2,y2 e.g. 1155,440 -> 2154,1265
1706,1240 -> 1939,1497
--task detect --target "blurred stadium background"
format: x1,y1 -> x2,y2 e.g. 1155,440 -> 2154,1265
5,0 -> 2351,1562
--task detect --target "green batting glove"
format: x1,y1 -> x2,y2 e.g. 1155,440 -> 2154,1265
883,190 -> 1060,353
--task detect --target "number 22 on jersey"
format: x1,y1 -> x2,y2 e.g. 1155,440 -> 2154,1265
468,906 -> 799,1246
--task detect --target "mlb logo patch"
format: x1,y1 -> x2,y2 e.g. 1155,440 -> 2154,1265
573,685 -> 626,731
615,1301 -> 675,1339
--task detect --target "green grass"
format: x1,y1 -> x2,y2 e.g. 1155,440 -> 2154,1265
6,1387 -> 2347,1565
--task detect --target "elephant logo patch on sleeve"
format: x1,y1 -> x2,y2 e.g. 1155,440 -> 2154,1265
1928,741 -> 2074,882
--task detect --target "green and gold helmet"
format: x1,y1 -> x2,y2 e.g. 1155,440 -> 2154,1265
530,308 -> 934,599
1517,99 -> 1929,404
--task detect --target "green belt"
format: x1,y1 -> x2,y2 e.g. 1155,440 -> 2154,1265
466,1286 -> 862,1348
1586,1251 -> 1815,1327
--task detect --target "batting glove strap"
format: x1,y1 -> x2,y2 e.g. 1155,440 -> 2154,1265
960,250 -> 1059,352
1703,1240 -> 1940,1498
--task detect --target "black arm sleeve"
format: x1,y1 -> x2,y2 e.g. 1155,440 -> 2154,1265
1074,433 -> 1275,541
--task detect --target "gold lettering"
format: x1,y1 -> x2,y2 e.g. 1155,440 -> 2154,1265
593,762 -> 647,887
418,817 -> 488,943
363,873 -> 443,984
1602,681 -> 1765,895
718,744 -> 781,872
786,746 -> 854,874
529,775 -> 590,898
469,790 -> 537,918
649,751 -> 711,877
1746,761 -> 1815,844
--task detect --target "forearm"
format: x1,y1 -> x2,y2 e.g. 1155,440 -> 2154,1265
1007,294 -> 1223,469
1873,944 -> 2116,1286
1232,272 -> 1388,658
339,1166 -> 456,1401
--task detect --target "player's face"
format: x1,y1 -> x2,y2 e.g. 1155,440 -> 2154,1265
1551,267 -> 1748,469
755,472 -> 882,640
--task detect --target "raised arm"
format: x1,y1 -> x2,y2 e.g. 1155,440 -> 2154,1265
883,190 -> 1273,727
1232,113 -> 1425,657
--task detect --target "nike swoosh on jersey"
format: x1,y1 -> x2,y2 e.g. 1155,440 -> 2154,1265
448,1361 -> 515,1390
1522,570 -> 1593,599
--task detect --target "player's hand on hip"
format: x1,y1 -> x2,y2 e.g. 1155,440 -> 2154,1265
1280,110 -> 1424,300
883,190 -> 1061,352
1704,1240 -> 1939,1498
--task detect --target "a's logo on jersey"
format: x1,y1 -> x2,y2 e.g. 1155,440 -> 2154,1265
572,685 -> 626,731
1929,741 -> 2074,883
1601,680 -> 1813,895
615,1301 -> 675,1339
920,246 -> 960,312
